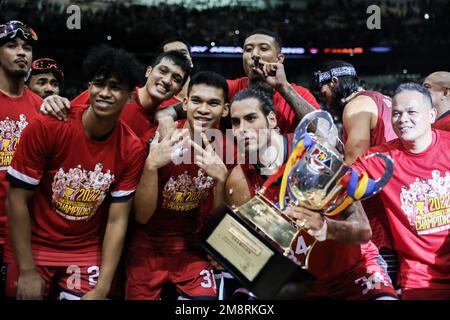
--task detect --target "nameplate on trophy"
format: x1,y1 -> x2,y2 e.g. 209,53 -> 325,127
206,213 -> 274,281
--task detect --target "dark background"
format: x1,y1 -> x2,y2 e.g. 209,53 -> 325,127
1,0 -> 449,101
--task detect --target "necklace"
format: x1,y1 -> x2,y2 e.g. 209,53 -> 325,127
260,134 -> 284,174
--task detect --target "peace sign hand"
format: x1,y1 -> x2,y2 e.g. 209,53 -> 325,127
146,129 -> 190,170
191,133 -> 229,183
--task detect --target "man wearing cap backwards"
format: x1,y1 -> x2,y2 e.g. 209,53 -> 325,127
314,61 -> 398,276
0,20 -> 42,297
27,58 -> 64,99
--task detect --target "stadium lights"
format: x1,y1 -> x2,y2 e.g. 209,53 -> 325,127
370,46 -> 392,53
190,46 -> 391,55
281,47 -> 305,54
323,47 -> 364,54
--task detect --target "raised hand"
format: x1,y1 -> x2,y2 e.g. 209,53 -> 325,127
251,56 -> 288,90
191,133 -> 228,183
146,129 -> 190,170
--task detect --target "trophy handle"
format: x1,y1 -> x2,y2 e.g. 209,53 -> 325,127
324,153 -> 393,216
358,153 -> 394,200
293,110 -> 334,146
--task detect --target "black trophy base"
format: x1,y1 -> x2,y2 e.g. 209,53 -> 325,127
201,204 -> 315,300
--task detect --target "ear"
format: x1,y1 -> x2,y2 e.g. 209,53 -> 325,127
145,66 -> 152,78
182,97 -> 188,112
267,111 -> 277,129
221,103 -> 230,118
444,87 -> 450,97
330,76 -> 339,87
277,52 -> 285,64
430,107 -> 437,123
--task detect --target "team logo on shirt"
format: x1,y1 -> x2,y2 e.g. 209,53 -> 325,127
51,163 -> 115,220
0,114 -> 28,169
162,169 -> 214,211
400,170 -> 450,234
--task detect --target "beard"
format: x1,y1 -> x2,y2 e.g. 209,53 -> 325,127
5,67 -> 28,79
326,87 -> 348,121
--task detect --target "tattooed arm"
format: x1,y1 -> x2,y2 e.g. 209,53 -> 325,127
285,201 -> 372,244
251,58 -> 318,120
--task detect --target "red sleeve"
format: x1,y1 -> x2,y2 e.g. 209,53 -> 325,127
27,89 -> 43,112
227,78 -> 240,102
110,139 -> 147,202
351,154 -> 369,175
70,90 -> 90,110
351,145 -> 391,180
7,115 -> 54,187
159,97 -> 182,109
292,84 -> 321,109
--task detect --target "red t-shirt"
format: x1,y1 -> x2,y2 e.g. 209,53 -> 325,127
227,77 -> 320,134
432,111 -> 450,132
239,134 -> 381,282
343,90 -> 397,250
129,131 -> 234,252
4,107 -> 146,266
71,88 -> 158,139
352,130 -> 450,290
0,88 -> 42,244
159,96 -> 182,109
130,162 -> 216,252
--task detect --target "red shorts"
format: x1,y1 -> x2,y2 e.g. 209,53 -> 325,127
126,247 -> 217,300
5,262 -> 100,299
304,255 -> 398,300
401,288 -> 450,300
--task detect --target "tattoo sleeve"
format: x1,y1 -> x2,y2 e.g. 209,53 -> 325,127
281,83 -> 317,120
325,202 -> 372,244
155,102 -> 186,123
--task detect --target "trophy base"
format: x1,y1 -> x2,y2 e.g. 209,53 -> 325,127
201,204 -> 315,300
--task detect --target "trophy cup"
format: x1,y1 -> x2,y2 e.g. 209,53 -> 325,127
279,111 -> 394,216
201,110 -> 394,300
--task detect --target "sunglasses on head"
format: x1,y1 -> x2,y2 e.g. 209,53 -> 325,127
0,20 -> 38,42
32,58 -> 64,80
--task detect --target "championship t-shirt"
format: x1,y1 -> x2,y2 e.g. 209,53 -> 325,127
4,106 -> 146,266
352,130 -> 450,290
0,88 -> 42,244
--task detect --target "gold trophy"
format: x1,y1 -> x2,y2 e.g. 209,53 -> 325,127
202,111 -> 393,299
